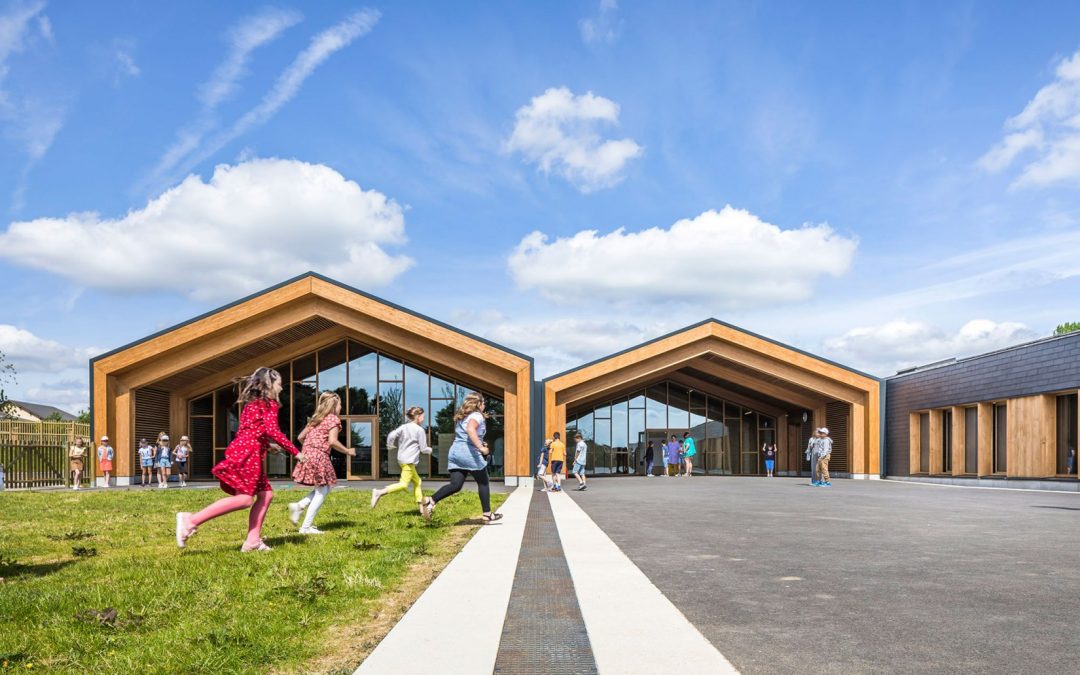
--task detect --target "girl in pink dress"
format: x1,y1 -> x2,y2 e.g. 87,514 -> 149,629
288,391 -> 355,534
175,367 -> 301,552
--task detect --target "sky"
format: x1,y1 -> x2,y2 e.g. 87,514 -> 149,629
2,0 -> 1080,414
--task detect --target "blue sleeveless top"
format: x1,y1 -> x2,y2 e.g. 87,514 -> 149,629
448,412 -> 487,471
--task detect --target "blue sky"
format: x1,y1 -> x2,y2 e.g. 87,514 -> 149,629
2,0 -> 1080,413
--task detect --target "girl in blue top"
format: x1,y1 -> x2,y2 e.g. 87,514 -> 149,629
425,392 -> 503,523
156,433 -> 172,489
682,432 -> 697,477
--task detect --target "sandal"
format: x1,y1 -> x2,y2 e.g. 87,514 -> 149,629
421,497 -> 435,523
481,512 -> 504,523
175,512 -> 196,548
240,540 -> 272,552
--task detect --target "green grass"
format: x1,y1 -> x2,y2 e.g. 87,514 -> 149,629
0,486 -> 505,673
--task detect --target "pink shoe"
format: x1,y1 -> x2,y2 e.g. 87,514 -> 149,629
175,512 -> 196,548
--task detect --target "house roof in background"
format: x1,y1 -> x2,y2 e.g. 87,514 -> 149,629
7,400 -> 78,421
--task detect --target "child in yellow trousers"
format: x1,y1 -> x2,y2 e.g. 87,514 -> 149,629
371,407 -> 433,516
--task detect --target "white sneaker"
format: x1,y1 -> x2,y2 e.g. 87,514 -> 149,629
288,502 -> 303,525
370,489 -> 383,509
299,526 -> 324,535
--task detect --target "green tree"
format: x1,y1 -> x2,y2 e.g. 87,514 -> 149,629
76,409 -> 91,424
1053,322 -> 1080,336
0,351 -> 15,418
44,412 -> 65,422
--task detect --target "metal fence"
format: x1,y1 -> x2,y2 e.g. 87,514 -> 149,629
0,421 -> 94,490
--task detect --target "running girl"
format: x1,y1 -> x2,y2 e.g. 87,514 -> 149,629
156,433 -> 172,488
425,393 -> 503,523
174,436 -> 191,487
288,391 -> 354,534
176,367 -> 301,552
371,406 -> 432,516
138,439 -> 154,487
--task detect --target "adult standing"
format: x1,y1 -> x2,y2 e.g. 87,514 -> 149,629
665,435 -> 681,477
97,436 -> 114,488
68,437 -> 87,490
682,432 -> 697,477
426,393 -> 503,522
762,441 -> 777,478
816,427 -> 833,487
643,440 -> 655,477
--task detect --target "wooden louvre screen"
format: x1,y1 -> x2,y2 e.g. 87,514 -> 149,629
133,388 -> 171,474
826,401 -> 850,473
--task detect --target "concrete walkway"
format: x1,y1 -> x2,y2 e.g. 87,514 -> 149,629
358,484 -> 735,674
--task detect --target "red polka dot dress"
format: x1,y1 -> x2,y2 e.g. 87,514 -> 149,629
212,398 -> 298,496
292,413 -> 340,487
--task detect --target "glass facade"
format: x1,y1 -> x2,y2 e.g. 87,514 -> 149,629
187,339 -> 504,480
565,380 -> 778,476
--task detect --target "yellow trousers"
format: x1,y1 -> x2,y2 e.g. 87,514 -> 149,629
384,463 -> 424,502
816,455 -> 831,483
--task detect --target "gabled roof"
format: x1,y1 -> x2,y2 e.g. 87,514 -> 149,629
91,271 -> 531,366
9,400 -> 77,420
544,318 -> 880,383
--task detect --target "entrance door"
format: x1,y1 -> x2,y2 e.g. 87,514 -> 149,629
344,417 -> 378,480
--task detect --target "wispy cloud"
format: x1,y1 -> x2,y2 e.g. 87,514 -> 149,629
0,0 -> 62,209
140,7 -> 302,193
579,0 -> 620,45
979,48 -> 1080,188
111,39 -> 140,84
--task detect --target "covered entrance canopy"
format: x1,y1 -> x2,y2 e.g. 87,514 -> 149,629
90,273 -> 533,483
543,320 -> 882,477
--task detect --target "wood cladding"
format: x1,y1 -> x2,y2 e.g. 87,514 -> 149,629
133,387 -> 170,475
825,401 -> 850,473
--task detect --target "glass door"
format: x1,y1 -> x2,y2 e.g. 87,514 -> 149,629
344,416 -> 378,480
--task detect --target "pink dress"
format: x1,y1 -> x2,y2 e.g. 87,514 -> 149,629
292,414 -> 340,487
212,399 -> 298,496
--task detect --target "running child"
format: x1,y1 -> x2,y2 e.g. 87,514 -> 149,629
156,433 -> 172,488
548,432 -> 566,492
176,367 -> 301,552
536,439 -> 552,491
289,391 -> 354,534
173,436 -> 191,487
572,432 -> 588,491
370,405 -> 432,516
137,439 -> 154,487
425,393 -> 503,523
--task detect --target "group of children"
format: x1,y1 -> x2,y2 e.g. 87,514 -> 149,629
176,367 -> 501,553
534,431 -> 590,491
136,433 -> 191,488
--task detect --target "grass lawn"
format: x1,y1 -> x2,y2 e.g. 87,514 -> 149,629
0,485 -> 506,674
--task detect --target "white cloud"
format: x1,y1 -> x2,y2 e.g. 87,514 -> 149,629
0,325 -> 97,373
0,0 -> 46,87
505,86 -> 642,192
824,319 -> 1037,375
142,7 -> 303,192
579,0 -> 620,45
508,205 -> 857,306
979,48 -> 1080,187
23,379 -> 88,416
0,158 -> 414,301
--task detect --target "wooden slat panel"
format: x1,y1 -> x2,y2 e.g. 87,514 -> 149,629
929,410 -> 943,475
134,388 -> 171,474
826,401 -> 850,473
977,402 -> 993,477
909,412 -> 920,475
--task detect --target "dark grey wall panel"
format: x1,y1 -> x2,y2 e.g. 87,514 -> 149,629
884,332 -> 1080,476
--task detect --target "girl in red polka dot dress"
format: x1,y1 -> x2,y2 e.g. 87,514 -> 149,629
175,367 -> 301,552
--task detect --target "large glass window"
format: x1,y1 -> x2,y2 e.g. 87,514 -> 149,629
431,398 -> 456,476
347,343 -> 377,415
705,398 -> 727,475
612,400 -> 629,475
628,407 -> 645,474
1056,394 -> 1078,476
593,405 -> 612,475
215,386 -> 239,448
667,384 -> 691,434
379,382 -> 405,476
964,407 -> 978,474
318,342 -> 348,404
646,384 -> 667,430
993,404 -> 1008,473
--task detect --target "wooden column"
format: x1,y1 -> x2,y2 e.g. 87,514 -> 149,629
115,384 -> 133,478
851,399 -> 867,475
977,402 -> 993,477
909,412 -> 920,474
951,406 -> 965,477
929,410 -> 943,475
170,394 -> 187,448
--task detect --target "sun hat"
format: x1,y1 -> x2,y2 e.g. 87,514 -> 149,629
818,427 -> 829,434
161,434 -> 170,441
100,435 -> 109,441
180,435 -> 189,441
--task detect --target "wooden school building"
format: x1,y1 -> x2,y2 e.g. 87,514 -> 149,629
89,273 -> 1080,486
